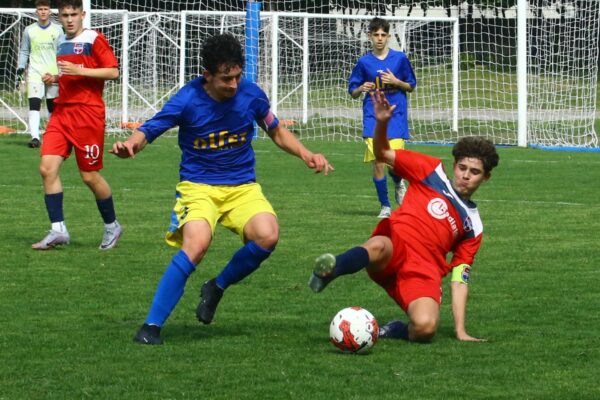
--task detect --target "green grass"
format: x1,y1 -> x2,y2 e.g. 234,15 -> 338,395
1,135 -> 599,399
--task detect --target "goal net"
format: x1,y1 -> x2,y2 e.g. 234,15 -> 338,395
1,1 -> 598,148
88,0 -> 600,149
0,10 -> 37,134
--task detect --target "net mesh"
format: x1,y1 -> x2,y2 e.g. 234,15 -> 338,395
1,1 -> 598,147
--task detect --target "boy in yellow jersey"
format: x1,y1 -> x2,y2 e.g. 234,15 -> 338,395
17,0 -> 63,148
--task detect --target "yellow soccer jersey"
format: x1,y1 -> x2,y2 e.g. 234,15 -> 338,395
18,22 -> 63,83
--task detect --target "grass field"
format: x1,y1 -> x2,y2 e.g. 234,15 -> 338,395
1,135 -> 599,399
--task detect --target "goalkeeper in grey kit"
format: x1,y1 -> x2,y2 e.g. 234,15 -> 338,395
17,0 -> 63,148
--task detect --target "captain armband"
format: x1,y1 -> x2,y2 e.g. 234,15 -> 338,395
451,264 -> 471,284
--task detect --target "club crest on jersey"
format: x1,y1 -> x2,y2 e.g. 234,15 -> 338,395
462,266 -> 471,282
427,198 -> 449,220
74,42 -> 84,54
463,216 -> 473,232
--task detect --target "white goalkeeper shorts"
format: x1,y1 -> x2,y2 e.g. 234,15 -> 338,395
27,81 -> 58,100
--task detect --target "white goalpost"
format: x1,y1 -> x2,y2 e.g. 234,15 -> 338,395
1,0 -> 598,149
0,9 -> 460,141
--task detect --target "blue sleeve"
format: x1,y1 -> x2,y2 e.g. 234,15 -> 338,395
348,60 -> 365,94
138,87 -> 188,143
400,54 -> 417,89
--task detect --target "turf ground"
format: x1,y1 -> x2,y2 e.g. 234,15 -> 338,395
0,134 -> 599,399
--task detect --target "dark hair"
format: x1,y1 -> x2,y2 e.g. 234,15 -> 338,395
368,17 -> 390,34
57,0 -> 82,11
452,136 -> 500,175
35,0 -> 51,7
201,33 -> 244,75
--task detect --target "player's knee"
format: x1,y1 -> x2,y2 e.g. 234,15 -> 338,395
181,244 -> 208,265
364,236 -> 391,263
252,230 -> 279,251
80,172 -> 99,187
39,162 -> 56,180
365,238 -> 386,254
410,315 -> 438,342
245,217 -> 279,250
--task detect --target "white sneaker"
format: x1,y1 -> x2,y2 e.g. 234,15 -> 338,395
32,230 -> 70,250
394,181 -> 407,205
377,206 -> 392,219
99,221 -> 123,250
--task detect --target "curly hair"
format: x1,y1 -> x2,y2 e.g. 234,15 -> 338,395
368,17 -> 390,34
452,136 -> 500,175
201,33 -> 244,75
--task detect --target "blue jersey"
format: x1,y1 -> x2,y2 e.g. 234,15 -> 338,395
348,49 -> 417,139
139,77 -> 279,185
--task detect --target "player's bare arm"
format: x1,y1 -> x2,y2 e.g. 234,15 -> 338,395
267,125 -> 334,175
380,69 -> 414,92
371,90 -> 396,166
58,60 -> 119,80
350,82 -> 376,98
451,280 -> 486,342
110,129 -> 148,158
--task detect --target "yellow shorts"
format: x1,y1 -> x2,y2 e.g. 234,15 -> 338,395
363,138 -> 405,162
165,181 -> 276,248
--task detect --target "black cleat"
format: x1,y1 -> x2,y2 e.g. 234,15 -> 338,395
196,279 -> 224,325
28,138 -> 40,148
378,320 -> 409,340
133,323 -> 163,345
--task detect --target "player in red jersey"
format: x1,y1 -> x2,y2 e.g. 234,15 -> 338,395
32,0 -> 122,250
309,90 -> 499,342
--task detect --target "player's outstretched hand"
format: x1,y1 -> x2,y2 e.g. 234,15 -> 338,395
306,153 -> 334,176
110,141 -> 136,158
370,90 -> 396,123
456,331 -> 487,342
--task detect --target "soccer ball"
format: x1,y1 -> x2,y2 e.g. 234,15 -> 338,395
329,306 -> 379,353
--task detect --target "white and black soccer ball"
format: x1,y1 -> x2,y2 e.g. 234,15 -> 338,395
329,306 -> 379,353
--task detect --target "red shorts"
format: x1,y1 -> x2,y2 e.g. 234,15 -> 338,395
42,104 -> 106,172
367,218 -> 443,312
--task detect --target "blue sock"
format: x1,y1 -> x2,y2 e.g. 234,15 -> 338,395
216,241 -> 272,290
44,193 -> 64,223
380,320 -> 410,340
388,170 -> 401,185
373,177 -> 390,207
145,250 -> 196,326
334,246 -> 370,276
96,196 -> 116,224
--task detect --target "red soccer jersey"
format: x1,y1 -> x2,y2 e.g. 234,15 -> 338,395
55,29 -> 118,107
388,149 -> 483,277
